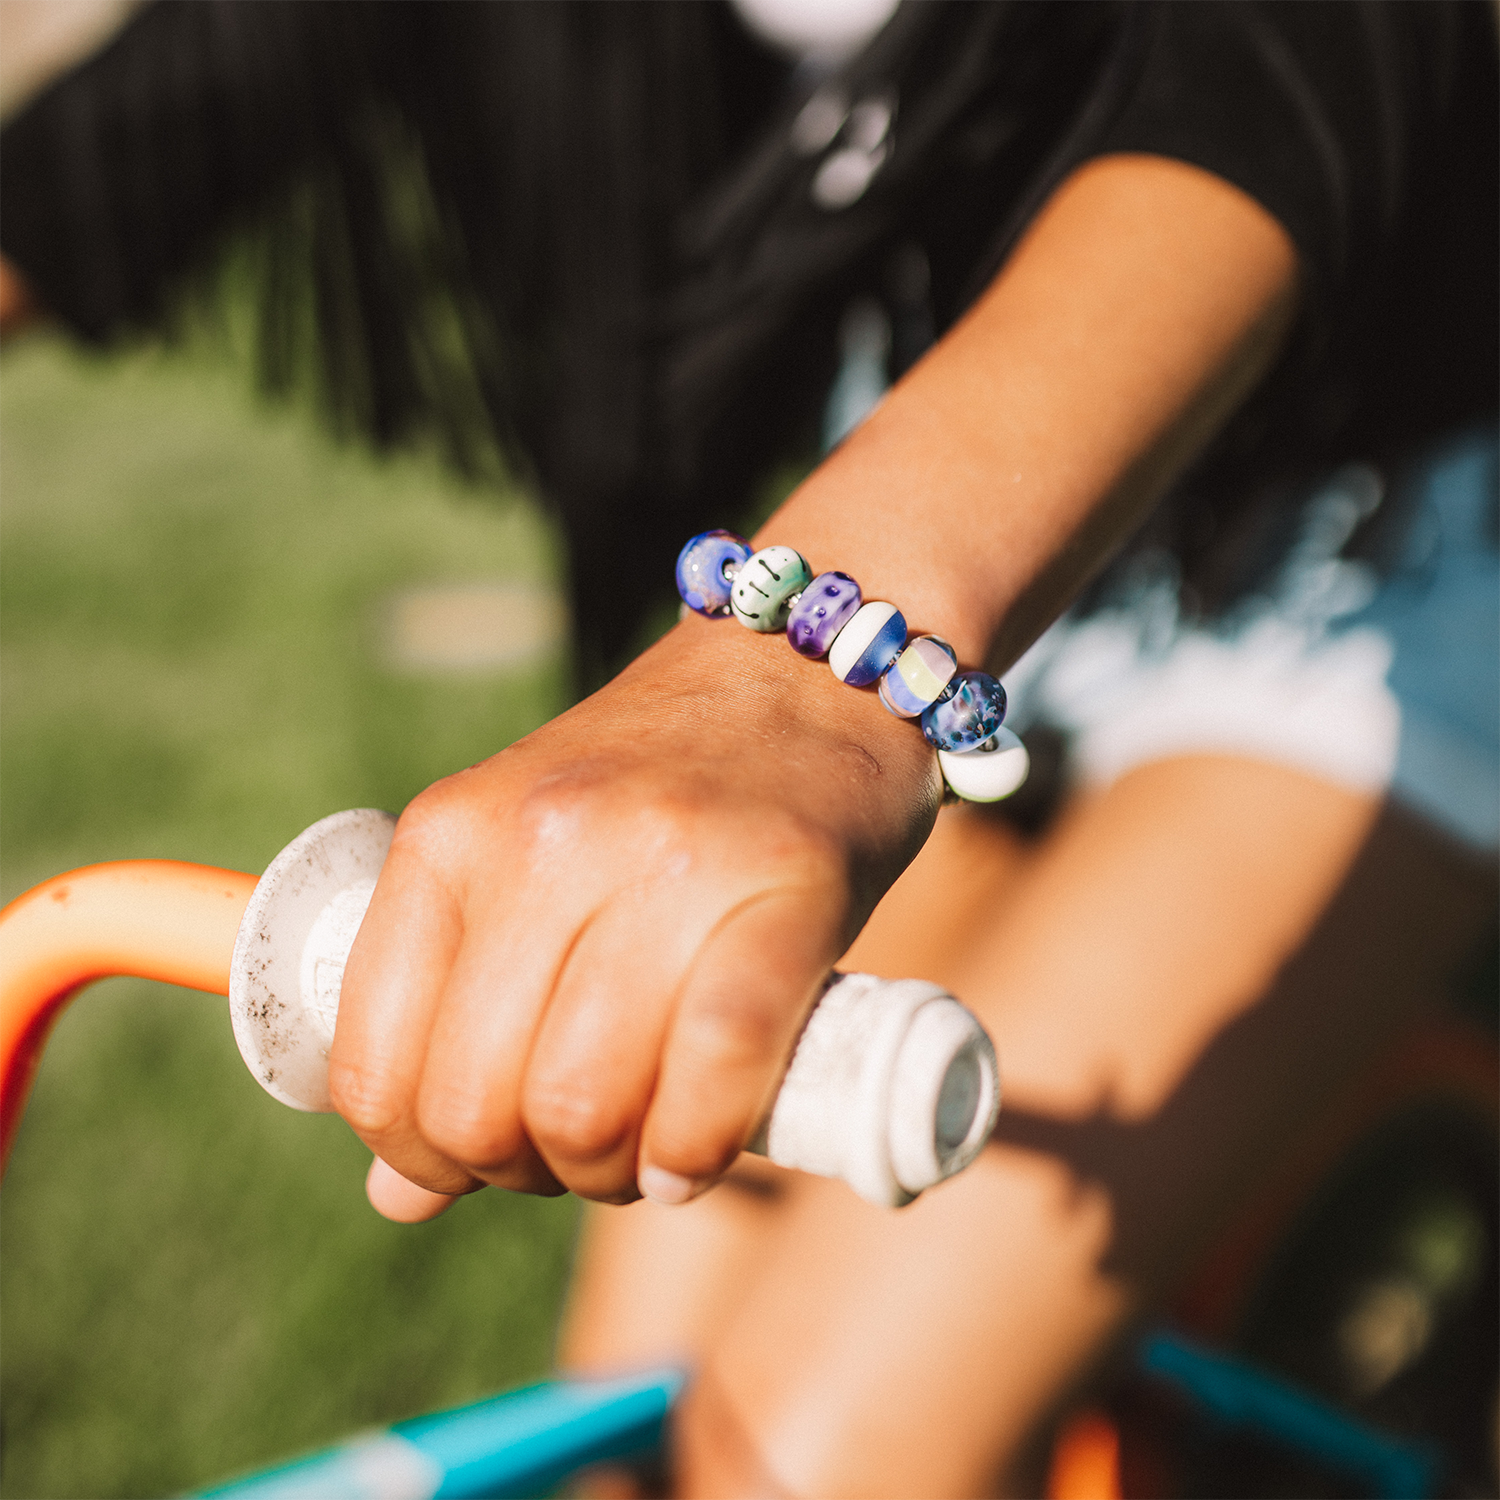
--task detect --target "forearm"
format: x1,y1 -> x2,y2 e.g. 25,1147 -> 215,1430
758,154 -> 1298,672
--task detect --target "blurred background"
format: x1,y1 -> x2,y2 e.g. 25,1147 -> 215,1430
0,320 -> 582,1498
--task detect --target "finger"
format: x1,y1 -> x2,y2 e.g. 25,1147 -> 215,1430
413,874 -> 600,1195
330,821 -> 485,1196
366,1155 -> 465,1223
521,889 -> 706,1202
639,887 -> 845,1204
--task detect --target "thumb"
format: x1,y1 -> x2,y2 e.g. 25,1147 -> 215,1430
366,1154 -> 467,1223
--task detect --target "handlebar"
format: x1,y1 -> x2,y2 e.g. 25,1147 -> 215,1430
0,859 -> 257,1168
1,810 -> 1000,1206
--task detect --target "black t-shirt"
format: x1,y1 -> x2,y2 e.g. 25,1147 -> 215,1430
2,0 -> 1494,662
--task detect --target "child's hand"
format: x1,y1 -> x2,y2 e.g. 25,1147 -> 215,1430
330,615 -> 940,1209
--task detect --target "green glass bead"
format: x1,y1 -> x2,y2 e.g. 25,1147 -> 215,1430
730,546 -> 813,632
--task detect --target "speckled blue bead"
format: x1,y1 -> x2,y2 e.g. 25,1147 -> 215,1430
786,572 -> 862,657
920,671 -> 1007,751
676,530 -> 753,617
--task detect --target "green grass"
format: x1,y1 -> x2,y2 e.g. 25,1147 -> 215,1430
1,333 -> 582,1497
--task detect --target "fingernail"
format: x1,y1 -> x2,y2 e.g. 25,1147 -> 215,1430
638,1164 -> 700,1206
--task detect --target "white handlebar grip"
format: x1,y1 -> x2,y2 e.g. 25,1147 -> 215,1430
229,810 -> 1001,1206
755,972 -> 999,1205
229,809 -> 395,1113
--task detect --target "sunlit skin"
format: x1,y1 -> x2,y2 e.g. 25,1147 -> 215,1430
560,761 -> 1496,1497
326,154 -> 1300,1220
0,253 -> 33,336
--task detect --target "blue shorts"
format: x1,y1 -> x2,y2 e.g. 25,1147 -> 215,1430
1002,430 -> 1499,852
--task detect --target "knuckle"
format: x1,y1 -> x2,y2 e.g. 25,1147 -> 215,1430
512,772 -> 709,893
393,776 -> 479,861
627,794 -> 702,861
415,1085 -> 519,1170
512,768 -> 601,853
524,1079 -> 632,1164
328,1058 -> 406,1140
396,777 -> 459,834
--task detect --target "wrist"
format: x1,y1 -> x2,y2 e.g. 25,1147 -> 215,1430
751,494 -> 996,671
658,528 -> 1025,808
642,612 -> 942,804
618,609 -> 942,840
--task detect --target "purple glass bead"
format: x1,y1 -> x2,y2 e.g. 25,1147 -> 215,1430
920,671 -> 1007,751
786,572 -> 862,657
676,529 -> 753,616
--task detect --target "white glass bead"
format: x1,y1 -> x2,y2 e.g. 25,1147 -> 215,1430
937,727 -> 1030,803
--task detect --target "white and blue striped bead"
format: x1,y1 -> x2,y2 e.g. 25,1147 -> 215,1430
828,601 -> 907,686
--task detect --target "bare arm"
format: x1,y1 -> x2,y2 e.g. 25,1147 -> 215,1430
337,152 -> 1299,1217
767,152 -> 1297,669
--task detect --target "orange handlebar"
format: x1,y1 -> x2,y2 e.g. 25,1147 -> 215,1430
0,860 -> 258,1169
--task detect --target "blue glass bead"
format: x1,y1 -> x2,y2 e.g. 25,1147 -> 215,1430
676,530 -> 753,616
920,671 -> 1007,751
786,572 -> 862,657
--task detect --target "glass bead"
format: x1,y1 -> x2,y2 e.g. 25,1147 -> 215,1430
676,529 -> 752,617
786,572 -> 862,657
938,728 -> 1030,802
920,671 -> 1006,751
828,601 -> 906,685
878,636 -> 958,718
730,546 -> 813,631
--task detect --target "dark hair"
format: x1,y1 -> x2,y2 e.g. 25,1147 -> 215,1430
3,0 -> 1128,675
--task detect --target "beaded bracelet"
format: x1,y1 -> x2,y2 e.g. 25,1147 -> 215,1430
676,530 -> 1029,804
